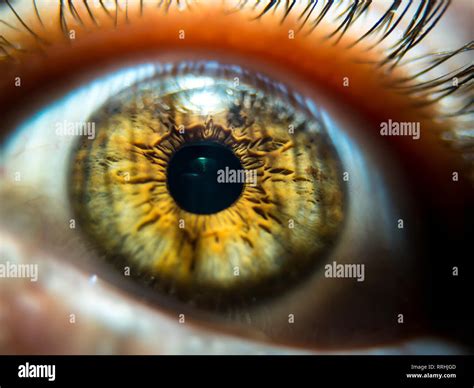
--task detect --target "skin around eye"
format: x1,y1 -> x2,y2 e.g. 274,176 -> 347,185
0,1 -> 472,353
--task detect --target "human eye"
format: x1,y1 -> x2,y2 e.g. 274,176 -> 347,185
0,0 -> 472,355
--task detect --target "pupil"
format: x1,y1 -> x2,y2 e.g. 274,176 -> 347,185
167,141 -> 244,214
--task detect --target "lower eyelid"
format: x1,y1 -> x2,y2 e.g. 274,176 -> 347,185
0,227 -> 274,354
0,230 -> 468,355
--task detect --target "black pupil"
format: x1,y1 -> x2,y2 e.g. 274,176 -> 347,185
167,141 -> 244,214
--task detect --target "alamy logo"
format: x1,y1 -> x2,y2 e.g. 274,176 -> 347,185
380,119 -> 420,140
217,167 -> 257,187
325,261 -> 365,282
55,120 -> 96,139
18,363 -> 55,382
0,261 -> 38,282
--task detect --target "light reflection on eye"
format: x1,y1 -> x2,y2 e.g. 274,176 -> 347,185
0,0 -> 472,354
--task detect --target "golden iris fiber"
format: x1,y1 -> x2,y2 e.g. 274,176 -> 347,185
71,64 -> 344,304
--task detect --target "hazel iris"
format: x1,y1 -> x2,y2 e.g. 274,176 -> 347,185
70,61 -> 344,306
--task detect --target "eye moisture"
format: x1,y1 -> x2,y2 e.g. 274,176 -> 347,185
70,61 -> 344,306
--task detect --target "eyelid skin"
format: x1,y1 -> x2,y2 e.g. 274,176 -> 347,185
0,236 -> 464,355
0,1 -> 472,353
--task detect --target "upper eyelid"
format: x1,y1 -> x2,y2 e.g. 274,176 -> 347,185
0,1 -> 471,182
0,1 -> 462,52
0,1 -> 471,184
0,1 -> 466,97
1,1 -> 470,100
0,1 -> 467,77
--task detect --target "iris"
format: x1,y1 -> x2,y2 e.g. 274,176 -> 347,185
70,61 -> 344,306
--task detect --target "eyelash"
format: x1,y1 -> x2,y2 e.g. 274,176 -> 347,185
253,1 -> 472,112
